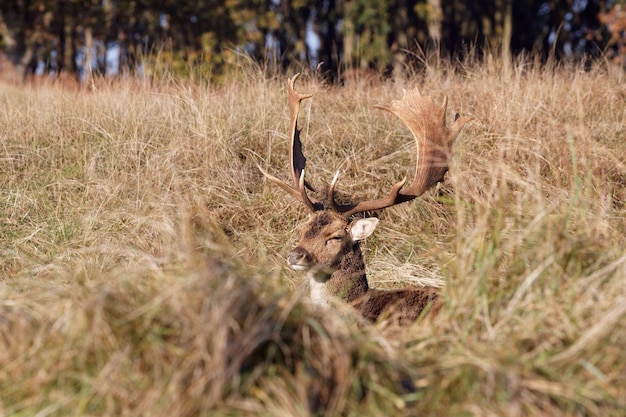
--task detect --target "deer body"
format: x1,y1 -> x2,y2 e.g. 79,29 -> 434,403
259,74 -> 471,325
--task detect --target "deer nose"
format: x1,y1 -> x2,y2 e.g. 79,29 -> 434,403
287,248 -> 312,271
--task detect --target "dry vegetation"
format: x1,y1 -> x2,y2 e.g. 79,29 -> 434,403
1,57 -> 625,416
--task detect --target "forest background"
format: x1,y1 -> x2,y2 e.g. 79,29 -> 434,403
1,0 -> 625,84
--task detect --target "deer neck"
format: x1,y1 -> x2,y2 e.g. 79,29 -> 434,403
309,242 -> 370,305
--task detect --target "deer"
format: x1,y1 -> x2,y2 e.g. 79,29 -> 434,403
258,73 -> 472,325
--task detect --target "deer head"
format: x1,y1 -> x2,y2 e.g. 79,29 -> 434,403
259,73 -> 471,313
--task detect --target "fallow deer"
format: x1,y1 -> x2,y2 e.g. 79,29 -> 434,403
259,73 -> 472,325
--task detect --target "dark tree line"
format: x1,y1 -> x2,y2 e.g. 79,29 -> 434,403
0,0 -> 624,83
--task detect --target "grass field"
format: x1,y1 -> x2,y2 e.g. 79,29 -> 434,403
1,58 -> 625,416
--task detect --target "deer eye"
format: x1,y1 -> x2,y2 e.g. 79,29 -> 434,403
326,235 -> 343,245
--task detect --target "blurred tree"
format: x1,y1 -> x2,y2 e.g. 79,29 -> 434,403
0,0 -> 622,83
343,0 -> 391,70
415,0 -> 443,45
274,0 -> 312,68
0,0 -> 57,77
390,0 -> 415,76
599,2 -> 626,67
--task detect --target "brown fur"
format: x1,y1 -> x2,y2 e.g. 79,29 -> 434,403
352,288 -> 441,326
288,211 -> 441,324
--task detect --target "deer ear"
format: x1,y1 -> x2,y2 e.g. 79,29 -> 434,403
350,218 -> 379,241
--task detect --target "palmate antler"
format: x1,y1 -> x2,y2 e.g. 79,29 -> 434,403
259,73 -> 472,217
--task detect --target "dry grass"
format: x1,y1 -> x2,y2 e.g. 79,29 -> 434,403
1,58 -> 625,416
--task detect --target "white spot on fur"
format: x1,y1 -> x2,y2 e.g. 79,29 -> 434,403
309,278 -> 330,306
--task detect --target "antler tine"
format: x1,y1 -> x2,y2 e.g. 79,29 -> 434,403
298,169 -> 319,212
257,164 -> 303,201
258,73 -> 324,211
334,86 -> 472,218
329,171 -> 408,218
287,73 -> 313,188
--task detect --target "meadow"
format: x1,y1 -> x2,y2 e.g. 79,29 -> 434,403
0,57 -> 625,416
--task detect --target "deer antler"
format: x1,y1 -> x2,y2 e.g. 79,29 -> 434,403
258,73 -> 324,211
260,76 -> 472,217
330,86 -> 472,217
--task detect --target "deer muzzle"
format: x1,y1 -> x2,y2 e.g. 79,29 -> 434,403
287,247 -> 313,271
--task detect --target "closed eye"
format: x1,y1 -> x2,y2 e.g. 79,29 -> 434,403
326,236 -> 343,244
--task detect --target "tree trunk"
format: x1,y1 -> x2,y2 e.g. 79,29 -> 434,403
0,7 -> 28,79
61,4 -> 75,72
0,10 -> 15,51
342,1 -> 355,68
501,0 -> 513,74
427,0 -> 442,45
392,0 -> 409,77
85,26 -> 93,80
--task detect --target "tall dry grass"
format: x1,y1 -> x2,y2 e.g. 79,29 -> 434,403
0,58 -> 625,416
